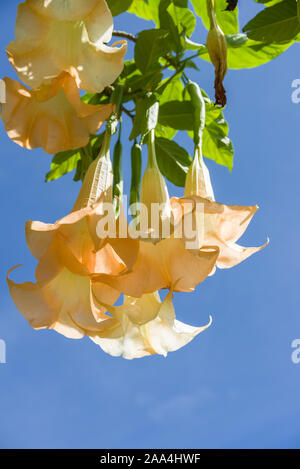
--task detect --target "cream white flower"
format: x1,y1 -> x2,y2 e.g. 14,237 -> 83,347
89,290 -> 212,359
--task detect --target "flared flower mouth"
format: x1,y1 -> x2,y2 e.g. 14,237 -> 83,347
171,195 -> 268,269
0,72 -> 114,154
6,0 -> 127,93
89,290 -> 213,359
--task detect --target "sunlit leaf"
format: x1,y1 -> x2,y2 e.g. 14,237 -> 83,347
191,0 -> 239,34
243,0 -> 300,43
155,137 -> 191,186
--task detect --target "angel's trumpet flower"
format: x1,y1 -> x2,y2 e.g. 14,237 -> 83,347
7,129 -> 139,339
172,147 -> 268,270
88,290 -> 212,359
92,130 -> 219,297
0,73 -> 114,154
6,0 -> 127,93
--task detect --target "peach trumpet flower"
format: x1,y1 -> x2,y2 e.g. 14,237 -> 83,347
0,72 -> 114,154
92,130 -> 219,297
6,0 -> 127,93
171,147 -> 268,270
88,290 -> 212,359
7,130 -> 139,339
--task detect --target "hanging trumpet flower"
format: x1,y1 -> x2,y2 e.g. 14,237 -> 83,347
6,0 -> 127,93
171,81 -> 267,270
7,122 -> 139,341
0,73 -> 114,154
89,289 -> 212,360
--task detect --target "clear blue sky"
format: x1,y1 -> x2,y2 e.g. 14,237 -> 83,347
0,1 -> 299,449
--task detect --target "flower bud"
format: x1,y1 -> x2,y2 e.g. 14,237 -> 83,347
72,131 -> 113,211
184,148 -> 215,201
206,0 -> 228,106
140,130 -> 171,240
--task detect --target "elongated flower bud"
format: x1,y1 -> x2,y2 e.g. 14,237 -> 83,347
140,130 -> 171,240
185,147 -> 215,201
206,0 -> 228,106
130,142 -> 142,222
72,131 -> 113,212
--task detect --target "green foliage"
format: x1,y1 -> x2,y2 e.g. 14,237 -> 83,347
191,0 -> 239,34
107,0 -> 134,16
45,149 -> 81,182
130,93 -> 159,140
159,100 -> 194,130
128,0 -> 160,23
46,0 -> 299,186
135,29 -> 170,74
243,0 -> 300,43
155,137 -> 191,187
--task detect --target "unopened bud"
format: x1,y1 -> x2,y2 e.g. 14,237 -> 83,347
184,148 -> 215,201
206,1 -> 228,106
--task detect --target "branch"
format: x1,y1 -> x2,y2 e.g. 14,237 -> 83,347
112,31 -> 137,43
121,105 -> 135,121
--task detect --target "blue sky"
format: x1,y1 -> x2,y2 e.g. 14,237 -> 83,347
0,1 -> 299,449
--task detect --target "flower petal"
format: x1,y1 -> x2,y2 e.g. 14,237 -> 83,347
172,195 -> 267,269
157,238 -> 219,292
145,291 -> 212,356
25,220 -> 58,260
215,239 -> 269,269
89,291 -> 212,359
7,1 -> 126,92
8,265 -> 119,338
1,74 -> 114,154
93,241 -> 165,297
28,0 -> 106,23
93,237 -> 219,297
7,265 -> 60,330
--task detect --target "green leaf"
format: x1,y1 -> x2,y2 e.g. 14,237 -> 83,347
45,149 -> 81,182
203,115 -> 234,170
128,0 -> 160,24
159,77 -> 184,103
81,92 -> 109,105
243,0 -> 300,43
159,1 -> 182,52
107,0 -> 133,16
253,0 -> 288,6
158,100 -> 194,130
226,36 -> 293,68
155,137 -> 192,186
156,78 -> 184,139
159,0 -> 196,52
164,1 -> 196,37
135,29 -> 170,74
127,70 -> 163,92
130,94 -> 159,140
191,0 -> 239,34
199,33 -> 294,68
